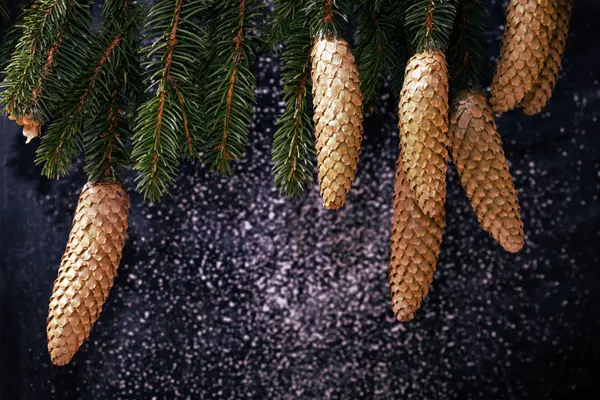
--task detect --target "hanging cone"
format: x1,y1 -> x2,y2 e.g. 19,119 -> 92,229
389,152 -> 445,322
521,0 -> 573,115
47,181 -> 129,366
449,91 -> 524,253
311,36 -> 363,209
10,113 -> 41,143
490,0 -> 557,114
398,50 -> 450,218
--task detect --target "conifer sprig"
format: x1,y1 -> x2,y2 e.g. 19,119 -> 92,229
84,0 -> 142,182
304,0 -> 351,38
203,0 -> 261,175
36,0 -> 141,180
404,0 -> 457,53
448,0 -> 485,92
268,0 -> 305,50
354,0 -> 406,108
0,0 -> 93,123
0,0 -> 8,19
271,21 -> 314,197
132,0 -> 205,200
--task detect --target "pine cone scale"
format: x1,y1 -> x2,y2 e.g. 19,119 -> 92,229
47,182 -> 129,366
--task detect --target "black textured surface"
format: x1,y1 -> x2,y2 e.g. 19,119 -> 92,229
1,2 -> 600,399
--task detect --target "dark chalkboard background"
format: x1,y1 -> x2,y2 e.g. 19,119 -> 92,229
1,2 -> 600,399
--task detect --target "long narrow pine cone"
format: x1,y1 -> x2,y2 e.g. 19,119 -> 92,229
521,0 -> 573,115
490,0 -> 557,114
449,91 -> 524,253
398,50 -> 450,218
389,153 -> 445,322
47,181 -> 129,365
311,37 -> 363,209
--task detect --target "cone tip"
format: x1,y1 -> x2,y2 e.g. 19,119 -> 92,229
47,327 -> 78,366
49,345 -> 75,366
394,310 -> 416,322
522,105 -> 540,116
501,237 -> 524,254
323,202 -> 343,210
322,194 -> 347,210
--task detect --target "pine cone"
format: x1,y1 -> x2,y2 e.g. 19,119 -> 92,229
490,0 -> 557,114
47,181 -> 129,366
311,37 -> 363,209
521,0 -> 573,115
449,91 -> 524,253
389,153 -> 445,322
10,113 -> 41,143
398,50 -> 450,217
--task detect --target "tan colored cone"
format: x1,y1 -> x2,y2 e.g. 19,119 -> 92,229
398,50 -> 450,218
389,153 -> 445,322
47,181 -> 129,366
311,37 -> 363,209
22,122 -> 41,144
490,0 -> 557,114
522,0 -> 573,115
9,113 -> 41,143
449,91 -> 524,253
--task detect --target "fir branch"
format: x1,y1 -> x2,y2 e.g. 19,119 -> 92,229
36,35 -> 122,178
448,0 -> 485,93
203,0 -> 261,175
36,0 -> 142,179
267,0 -> 305,52
0,0 -> 8,19
173,84 -> 193,158
381,1 -> 409,97
84,0 -> 142,182
0,0 -> 93,123
304,0 -> 351,38
83,88 -> 130,182
32,32 -> 63,103
132,0 -> 205,200
272,25 -> 314,197
354,0 -> 404,108
404,0 -> 457,53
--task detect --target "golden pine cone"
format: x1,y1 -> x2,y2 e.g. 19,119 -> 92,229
449,91 -> 524,253
389,153 -> 445,322
47,181 -> 129,365
490,0 -> 557,114
398,50 -> 450,217
521,0 -> 573,115
311,36 -> 363,209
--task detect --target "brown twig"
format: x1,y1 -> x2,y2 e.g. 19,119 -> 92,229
79,35 -> 122,112
323,0 -> 333,22
33,32 -> 64,102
